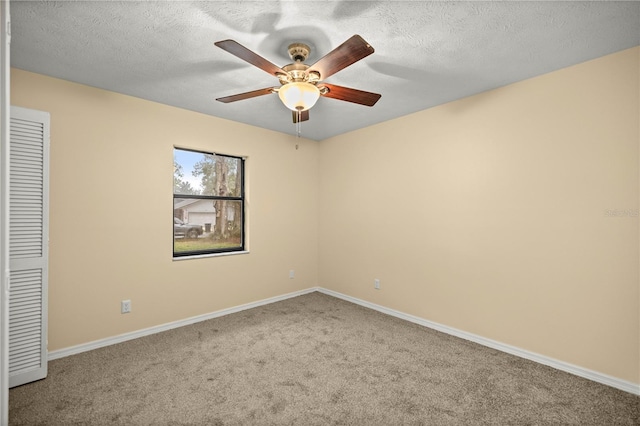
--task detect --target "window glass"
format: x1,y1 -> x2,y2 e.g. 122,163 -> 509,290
173,148 -> 244,257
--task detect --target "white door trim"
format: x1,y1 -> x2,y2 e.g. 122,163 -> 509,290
1,1 -> 11,424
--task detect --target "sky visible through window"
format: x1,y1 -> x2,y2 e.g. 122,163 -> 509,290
174,149 -> 203,193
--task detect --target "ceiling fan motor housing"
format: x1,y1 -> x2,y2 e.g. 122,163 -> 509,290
280,62 -> 319,85
279,43 -> 321,86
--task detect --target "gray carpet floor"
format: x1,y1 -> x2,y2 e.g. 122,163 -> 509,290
9,292 -> 640,425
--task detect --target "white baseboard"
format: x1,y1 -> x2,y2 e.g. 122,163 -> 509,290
317,287 -> 640,396
48,286 -> 639,396
48,287 -> 317,361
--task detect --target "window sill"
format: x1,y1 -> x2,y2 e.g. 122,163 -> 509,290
173,250 -> 250,261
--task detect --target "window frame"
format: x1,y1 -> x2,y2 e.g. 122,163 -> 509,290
173,147 -> 246,258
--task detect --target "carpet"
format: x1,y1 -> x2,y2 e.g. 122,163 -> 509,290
9,292 -> 640,425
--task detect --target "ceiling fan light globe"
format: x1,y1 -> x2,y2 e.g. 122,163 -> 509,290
278,82 -> 320,112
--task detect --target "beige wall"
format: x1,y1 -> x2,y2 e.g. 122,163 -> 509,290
11,69 -> 319,351
10,46 -> 639,385
319,47 -> 639,384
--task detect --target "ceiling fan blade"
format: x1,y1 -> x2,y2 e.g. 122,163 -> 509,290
307,35 -> 374,80
216,87 -> 276,103
215,39 -> 287,77
319,83 -> 381,106
292,110 -> 310,123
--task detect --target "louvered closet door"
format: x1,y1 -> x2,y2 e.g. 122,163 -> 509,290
8,106 -> 49,388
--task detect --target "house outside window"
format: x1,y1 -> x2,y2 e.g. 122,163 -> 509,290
173,147 -> 245,257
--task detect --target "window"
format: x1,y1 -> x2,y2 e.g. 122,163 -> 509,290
173,148 -> 245,257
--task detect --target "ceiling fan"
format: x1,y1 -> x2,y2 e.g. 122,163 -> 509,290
215,35 -> 382,123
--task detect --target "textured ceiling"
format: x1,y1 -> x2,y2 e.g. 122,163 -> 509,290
9,1 -> 640,141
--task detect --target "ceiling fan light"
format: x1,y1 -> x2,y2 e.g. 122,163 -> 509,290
278,82 -> 320,111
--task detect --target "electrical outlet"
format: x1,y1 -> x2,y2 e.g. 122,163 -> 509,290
289,269 -> 295,279
121,299 -> 131,314
374,279 -> 380,290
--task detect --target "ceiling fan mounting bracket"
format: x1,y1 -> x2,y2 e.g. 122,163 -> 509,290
308,71 -> 321,83
287,43 -> 311,62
